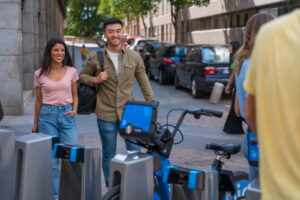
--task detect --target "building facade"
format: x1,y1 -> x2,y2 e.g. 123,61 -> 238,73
126,0 -> 298,44
0,0 -> 67,115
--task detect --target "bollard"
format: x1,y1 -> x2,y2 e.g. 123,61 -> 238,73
14,133 -> 53,200
209,82 -> 224,104
108,152 -> 154,200
54,143 -> 102,200
0,129 -> 16,200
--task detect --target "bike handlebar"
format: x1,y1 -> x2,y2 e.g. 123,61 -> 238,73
169,108 -> 223,141
199,108 -> 223,118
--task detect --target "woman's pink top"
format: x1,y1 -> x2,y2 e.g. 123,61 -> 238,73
34,66 -> 79,105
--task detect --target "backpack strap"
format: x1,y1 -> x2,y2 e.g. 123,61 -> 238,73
96,49 -> 104,72
95,49 -> 104,93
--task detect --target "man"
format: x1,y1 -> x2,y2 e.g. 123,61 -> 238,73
79,18 -> 154,185
244,9 -> 300,200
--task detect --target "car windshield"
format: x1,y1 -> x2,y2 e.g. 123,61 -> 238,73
201,46 -> 229,63
128,38 -> 136,46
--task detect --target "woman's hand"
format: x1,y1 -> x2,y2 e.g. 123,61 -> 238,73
32,124 -> 39,133
65,110 -> 77,116
225,84 -> 231,94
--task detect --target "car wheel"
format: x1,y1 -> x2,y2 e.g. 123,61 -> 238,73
191,78 -> 202,98
174,74 -> 181,89
148,68 -> 154,80
158,70 -> 166,85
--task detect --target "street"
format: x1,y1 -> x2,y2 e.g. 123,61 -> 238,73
0,65 -> 248,194
0,76 -> 247,168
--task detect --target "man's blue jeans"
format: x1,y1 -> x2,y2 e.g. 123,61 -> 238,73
38,104 -> 77,199
97,118 -> 141,183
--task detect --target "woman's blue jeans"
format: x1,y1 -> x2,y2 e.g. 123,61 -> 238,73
97,118 -> 141,184
38,104 -> 77,199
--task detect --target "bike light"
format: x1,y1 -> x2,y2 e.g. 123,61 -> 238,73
125,124 -> 133,134
202,66 -> 218,75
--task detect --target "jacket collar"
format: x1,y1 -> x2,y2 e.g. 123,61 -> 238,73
103,45 -> 126,54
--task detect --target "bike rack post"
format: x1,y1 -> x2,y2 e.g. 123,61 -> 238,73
165,166 -> 219,200
14,133 -> 53,200
54,144 -> 101,200
109,152 -> 154,200
0,129 -> 16,200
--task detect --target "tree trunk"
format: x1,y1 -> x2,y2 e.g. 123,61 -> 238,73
136,18 -> 140,35
141,15 -> 147,37
171,5 -> 179,43
149,10 -> 155,37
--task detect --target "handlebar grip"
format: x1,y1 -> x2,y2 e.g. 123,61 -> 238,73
201,109 -> 223,118
205,143 -> 221,151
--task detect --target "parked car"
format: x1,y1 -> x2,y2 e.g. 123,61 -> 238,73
124,35 -> 140,46
139,41 -> 163,74
148,43 -> 187,84
127,38 -> 158,51
174,45 -> 230,98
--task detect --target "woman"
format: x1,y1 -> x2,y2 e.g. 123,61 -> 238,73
32,37 -> 79,200
234,13 -> 274,181
223,41 -> 244,134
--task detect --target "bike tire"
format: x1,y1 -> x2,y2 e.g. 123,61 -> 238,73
101,184 -> 120,200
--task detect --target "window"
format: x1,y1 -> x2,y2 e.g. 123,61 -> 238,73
185,47 -> 199,62
155,45 -> 169,57
201,46 -> 229,64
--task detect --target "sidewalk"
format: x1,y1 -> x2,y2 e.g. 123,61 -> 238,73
0,97 -> 248,195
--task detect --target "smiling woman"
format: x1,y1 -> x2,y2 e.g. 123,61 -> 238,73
32,37 -> 79,199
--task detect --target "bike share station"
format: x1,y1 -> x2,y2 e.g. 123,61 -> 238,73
53,142 -> 102,200
0,129 -> 53,200
0,129 -> 102,200
103,100 -> 250,200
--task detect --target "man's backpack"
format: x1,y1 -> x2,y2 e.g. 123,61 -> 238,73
0,100 -> 4,121
77,50 -> 104,115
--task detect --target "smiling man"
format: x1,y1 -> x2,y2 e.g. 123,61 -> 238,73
79,18 -> 154,185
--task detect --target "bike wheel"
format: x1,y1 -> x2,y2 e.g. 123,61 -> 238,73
221,171 -> 249,200
102,184 -> 120,200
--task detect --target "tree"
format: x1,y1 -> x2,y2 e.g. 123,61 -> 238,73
169,0 -> 209,43
99,0 -> 160,36
65,0 -> 104,37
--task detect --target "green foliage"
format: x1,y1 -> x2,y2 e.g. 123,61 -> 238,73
99,0 -> 160,20
65,0 -> 104,37
169,0 -> 209,11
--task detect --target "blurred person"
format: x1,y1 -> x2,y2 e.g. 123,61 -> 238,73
81,44 -> 89,65
244,9 -> 300,200
223,41 -> 244,134
32,37 -> 79,200
234,13 -> 274,181
79,18 -> 154,185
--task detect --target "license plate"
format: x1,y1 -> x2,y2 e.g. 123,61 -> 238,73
222,68 -> 229,74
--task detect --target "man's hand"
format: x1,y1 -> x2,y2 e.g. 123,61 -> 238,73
93,71 -> 108,84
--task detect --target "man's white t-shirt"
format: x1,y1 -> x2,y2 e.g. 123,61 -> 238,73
107,49 -> 119,76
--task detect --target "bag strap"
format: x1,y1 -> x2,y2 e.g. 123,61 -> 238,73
95,49 -> 104,93
96,49 -> 104,72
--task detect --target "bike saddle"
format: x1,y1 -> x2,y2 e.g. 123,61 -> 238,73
206,143 -> 241,155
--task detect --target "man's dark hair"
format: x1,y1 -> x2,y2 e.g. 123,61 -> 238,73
103,18 -> 123,29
